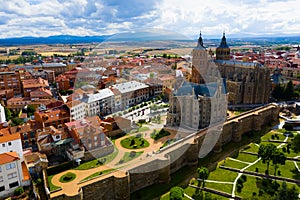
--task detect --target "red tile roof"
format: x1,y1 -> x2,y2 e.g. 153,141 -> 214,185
0,152 -> 19,165
0,128 -> 20,143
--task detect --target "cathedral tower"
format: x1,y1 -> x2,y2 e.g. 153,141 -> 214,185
191,31 -> 209,84
216,32 -> 230,60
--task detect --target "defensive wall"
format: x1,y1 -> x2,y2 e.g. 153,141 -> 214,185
49,103 -> 280,200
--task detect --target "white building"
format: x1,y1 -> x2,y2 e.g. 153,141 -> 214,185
0,152 -> 30,197
66,100 -> 87,121
0,129 -> 23,161
0,130 -> 30,197
83,88 -> 115,117
0,104 -> 6,123
112,81 -> 149,110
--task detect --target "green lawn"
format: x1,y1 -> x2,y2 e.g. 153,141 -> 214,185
261,130 -> 287,142
47,175 -> 61,191
205,182 -> 233,194
241,143 -> 260,154
117,151 -> 143,165
80,169 -> 115,182
74,148 -> 119,170
236,152 -> 259,163
138,126 -> 150,132
236,175 -> 259,199
184,181 -> 229,200
236,175 -> 300,199
151,129 -> 171,141
121,136 -> 150,149
247,160 -> 298,178
233,110 -> 246,116
207,167 -> 238,182
222,159 -> 249,169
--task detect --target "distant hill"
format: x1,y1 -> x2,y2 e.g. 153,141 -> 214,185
0,35 -> 111,46
0,33 -> 300,46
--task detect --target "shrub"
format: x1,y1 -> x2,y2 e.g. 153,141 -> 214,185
278,170 -> 281,176
237,178 -> 244,185
59,172 -> 76,183
14,187 -> 24,196
253,192 -> 257,196
282,147 -> 286,153
271,135 -> 275,140
241,174 -> 247,182
237,183 -> 243,193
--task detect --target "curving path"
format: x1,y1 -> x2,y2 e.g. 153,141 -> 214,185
49,118 -> 177,197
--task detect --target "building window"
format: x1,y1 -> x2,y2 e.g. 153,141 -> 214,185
0,167 -> 1,172
8,172 -> 17,179
8,142 -> 11,146
6,163 -> 16,170
2,143 -> 4,147
9,181 -> 19,188
0,186 -> 5,192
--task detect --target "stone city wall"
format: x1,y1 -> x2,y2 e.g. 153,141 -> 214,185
49,104 -> 280,200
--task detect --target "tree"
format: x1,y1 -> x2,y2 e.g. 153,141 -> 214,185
284,80 -> 294,100
276,181 -> 298,200
271,149 -> 286,176
27,105 -> 36,116
291,134 -> 300,153
197,167 -> 209,187
258,144 -> 276,173
170,186 -> 184,200
272,84 -> 284,100
4,106 -> 12,120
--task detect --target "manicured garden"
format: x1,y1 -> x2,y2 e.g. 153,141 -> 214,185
151,129 -> 171,141
59,172 -> 76,183
74,148 -> 119,170
117,151 -> 143,165
48,175 -> 61,191
162,127 -> 300,199
121,135 -> 150,149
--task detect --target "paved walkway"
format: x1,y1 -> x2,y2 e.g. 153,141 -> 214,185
231,158 -> 261,197
50,117 -> 178,196
228,158 -> 251,165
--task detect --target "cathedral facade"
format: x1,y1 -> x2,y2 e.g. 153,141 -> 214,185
166,33 -> 227,130
191,32 -> 271,105
166,32 -> 271,130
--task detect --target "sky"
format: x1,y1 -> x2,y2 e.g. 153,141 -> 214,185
0,0 -> 299,39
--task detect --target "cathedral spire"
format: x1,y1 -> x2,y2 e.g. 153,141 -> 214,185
219,31 -> 229,48
197,30 -> 205,49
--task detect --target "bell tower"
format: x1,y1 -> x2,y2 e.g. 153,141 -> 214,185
191,31 -> 208,84
216,32 -> 230,60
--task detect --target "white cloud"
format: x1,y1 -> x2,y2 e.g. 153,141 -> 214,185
0,0 -> 299,38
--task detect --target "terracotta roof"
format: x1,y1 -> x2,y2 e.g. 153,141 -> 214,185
65,116 -> 101,129
35,107 -> 70,123
0,152 -> 19,165
65,100 -> 84,109
21,161 -> 30,181
22,77 -> 49,89
9,123 -> 34,134
0,128 -> 20,143
30,87 -> 52,98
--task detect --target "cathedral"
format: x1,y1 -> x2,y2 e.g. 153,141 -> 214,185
191,32 -> 271,105
166,32 -> 271,130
